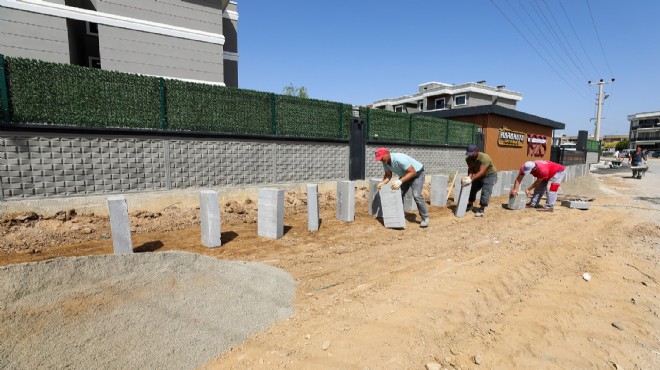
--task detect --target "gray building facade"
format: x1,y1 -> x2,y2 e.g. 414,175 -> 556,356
0,0 -> 238,86
372,81 -> 523,114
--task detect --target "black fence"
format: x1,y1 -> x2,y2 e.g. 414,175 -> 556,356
551,146 -> 587,165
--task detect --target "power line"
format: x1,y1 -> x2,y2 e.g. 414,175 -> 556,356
558,0 -> 601,78
539,0 -> 590,81
490,0 -> 589,100
584,0 -> 615,77
491,0 -> 587,99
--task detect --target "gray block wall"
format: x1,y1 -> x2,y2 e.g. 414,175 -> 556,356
366,145 -> 467,180
0,133 -> 349,201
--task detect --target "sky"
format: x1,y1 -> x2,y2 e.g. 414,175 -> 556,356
235,0 -> 660,137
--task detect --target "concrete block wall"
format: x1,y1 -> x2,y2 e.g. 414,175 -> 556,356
0,132 -> 349,201
366,145 -> 467,180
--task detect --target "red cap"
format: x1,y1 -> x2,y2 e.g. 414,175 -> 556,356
374,148 -> 389,161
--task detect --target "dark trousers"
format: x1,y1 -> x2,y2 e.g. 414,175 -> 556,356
468,172 -> 498,208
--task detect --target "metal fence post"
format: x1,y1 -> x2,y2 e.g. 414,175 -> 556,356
270,93 -> 277,135
408,114 -> 413,143
338,104 -> 344,139
0,54 -> 11,125
366,108 -> 371,140
159,77 -> 167,130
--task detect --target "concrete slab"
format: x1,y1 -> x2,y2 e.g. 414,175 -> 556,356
258,188 -> 285,239
507,194 -> 527,210
199,190 -> 221,248
107,195 -> 133,254
430,174 -> 448,207
561,200 -> 590,210
379,188 -> 406,228
336,181 -> 355,222
454,183 -> 472,218
368,179 -> 383,217
307,184 -> 319,231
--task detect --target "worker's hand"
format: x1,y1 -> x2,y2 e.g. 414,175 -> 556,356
509,189 -> 518,197
525,189 -> 532,197
377,181 -> 389,190
390,179 -> 402,190
461,176 -> 472,186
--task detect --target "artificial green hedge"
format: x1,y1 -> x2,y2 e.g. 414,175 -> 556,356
586,139 -> 600,152
364,107 -> 476,146
166,80 -> 272,135
2,55 -> 476,145
6,57 -> 161,128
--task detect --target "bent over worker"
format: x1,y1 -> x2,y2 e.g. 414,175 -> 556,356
374,148 -> 429,227
464,144 -> 498,217
510,160 -> 565,212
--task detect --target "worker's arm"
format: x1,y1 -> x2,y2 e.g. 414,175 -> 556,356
510,174 -> 524,196
525,178 -> 544,197
470,165 -> 488,181
378,170 -> 393,189
398,165 -> 417,184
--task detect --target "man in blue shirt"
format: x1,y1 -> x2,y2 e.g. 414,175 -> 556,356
374,148 -> 429,228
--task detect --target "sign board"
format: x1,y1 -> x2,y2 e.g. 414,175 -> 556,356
498,127 -> 525,147
527,133 -> 547,157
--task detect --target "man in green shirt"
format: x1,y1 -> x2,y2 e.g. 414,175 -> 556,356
464,144 -> 498,217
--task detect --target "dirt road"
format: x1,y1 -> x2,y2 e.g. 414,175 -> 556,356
1,161 -> 659,369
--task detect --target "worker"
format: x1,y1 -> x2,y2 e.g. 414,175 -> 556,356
462,144 -> 498,217
510,160 -> 565,212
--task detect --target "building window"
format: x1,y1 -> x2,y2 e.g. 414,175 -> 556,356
86,22 -> 99,36
394,106 -> 403,113
455,95 -> 467,106
88,57 -> 101,69
417,101 -> 423,111
435,98 -> 445,110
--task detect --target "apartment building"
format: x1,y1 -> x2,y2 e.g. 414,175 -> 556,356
371,81 -> 523,113
628,111 -> 660,151
0,0 -> 238,86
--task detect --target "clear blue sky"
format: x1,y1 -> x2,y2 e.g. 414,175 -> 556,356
236,0 -> 660,137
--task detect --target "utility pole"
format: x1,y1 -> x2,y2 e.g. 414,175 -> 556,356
588,79 -> 615,140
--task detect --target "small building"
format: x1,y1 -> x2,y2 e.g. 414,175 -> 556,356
628,111 -> 660,151
420,105 -> 565,170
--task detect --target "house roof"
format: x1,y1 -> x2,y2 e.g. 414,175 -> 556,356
418,105 -> 565,130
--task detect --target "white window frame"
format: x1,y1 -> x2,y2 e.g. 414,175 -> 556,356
394,105 -> 404,113
454,94 -> 467,106
86,21 -> 98,36
435,98 -> 445,110
88,56 -> 101,69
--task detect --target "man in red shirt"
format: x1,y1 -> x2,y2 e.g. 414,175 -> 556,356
510,160 -> 565,212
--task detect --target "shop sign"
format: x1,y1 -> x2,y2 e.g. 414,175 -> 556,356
498,127 -> 525,147
527,133 -> 547,157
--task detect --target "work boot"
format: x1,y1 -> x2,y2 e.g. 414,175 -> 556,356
537,206 -> 554,212
420,217 -> 430,228
466,203 -> 473,212
475,208 -> 484,217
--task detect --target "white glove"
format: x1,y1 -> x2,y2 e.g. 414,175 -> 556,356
461,176 -> 472,186
391,179 -> 402,190
377,181 -> 387,190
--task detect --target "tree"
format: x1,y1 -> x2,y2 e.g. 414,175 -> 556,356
615,139 -> 629,151
282,83 -> 309,98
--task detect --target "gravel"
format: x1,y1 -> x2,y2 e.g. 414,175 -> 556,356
0,251 -> 296,369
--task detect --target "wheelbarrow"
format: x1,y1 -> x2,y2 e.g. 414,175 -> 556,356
630,165 -> 648,178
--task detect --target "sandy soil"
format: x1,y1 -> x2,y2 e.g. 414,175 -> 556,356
1,161 -> 659,369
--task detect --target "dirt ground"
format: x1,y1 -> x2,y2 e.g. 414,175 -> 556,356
1,163 -> 659,370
